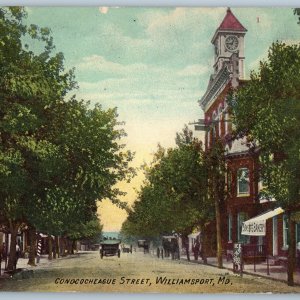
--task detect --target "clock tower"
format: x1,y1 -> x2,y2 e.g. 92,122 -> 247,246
212,8 -> 247,79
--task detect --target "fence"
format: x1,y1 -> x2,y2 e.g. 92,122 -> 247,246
232,243 -> 269,276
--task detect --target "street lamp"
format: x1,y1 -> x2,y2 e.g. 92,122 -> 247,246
189,119 -> 223,132
188,119 -> 209,132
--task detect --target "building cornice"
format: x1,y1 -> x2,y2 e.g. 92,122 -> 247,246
199,64 -> 231,112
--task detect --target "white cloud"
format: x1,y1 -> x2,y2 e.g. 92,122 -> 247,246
177,64 -> 210,77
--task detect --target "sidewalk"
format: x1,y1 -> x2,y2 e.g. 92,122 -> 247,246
176,254 -> 300,285
0,253 -> 80,278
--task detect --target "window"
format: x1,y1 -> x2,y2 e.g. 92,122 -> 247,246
283,214 -> 289,248
218,115 -> 222,137
224,112 -> 228,135
282,216 -> 300,249
228,214 -> 232,241
237,212 -> 250,244
218,105 -> 223,136
237,168 -> 250,196
207,130 -> 210,148
226,169 -> 232,193
212,111 -> 217,139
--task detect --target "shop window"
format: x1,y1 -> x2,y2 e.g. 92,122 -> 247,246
237,212 -> 250,244
282,217 -> 300,249
283,214 -> 289,248
237,168 -> 250,196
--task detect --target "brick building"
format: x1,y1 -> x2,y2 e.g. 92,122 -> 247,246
199,8 -> 300,262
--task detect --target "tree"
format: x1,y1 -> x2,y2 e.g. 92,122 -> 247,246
0,7 -> 74,270
205,139 -> 227,268
0,7 -> 134,269
294,8 -> 300,24
228,42 -> 300,286
122,127 -> 213,260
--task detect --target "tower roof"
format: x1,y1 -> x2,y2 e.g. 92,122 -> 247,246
219,8 -> 247,31
212,8 -> 247,43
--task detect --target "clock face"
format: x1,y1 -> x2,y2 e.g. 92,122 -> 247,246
225,35 -> 239,51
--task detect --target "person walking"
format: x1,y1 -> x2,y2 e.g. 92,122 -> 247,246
15,243 -> 21,270
193,238 -> 200,261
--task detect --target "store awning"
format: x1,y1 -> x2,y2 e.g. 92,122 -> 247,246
241,207 -> 284,236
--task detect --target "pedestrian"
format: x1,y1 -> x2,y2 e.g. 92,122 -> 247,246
1,242 -> 6,260
193,238 -> 200,261
15,243 -> 21,270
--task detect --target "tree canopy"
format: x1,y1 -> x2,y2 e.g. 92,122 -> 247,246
122,127 -> 212,240
0,7 -> 134,268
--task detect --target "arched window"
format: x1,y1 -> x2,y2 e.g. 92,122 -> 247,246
212,111 -> 218,138
224,111 -> 229,135
206,117 -> 211,148
237,168 -> 250,196
218,105 -> 223,136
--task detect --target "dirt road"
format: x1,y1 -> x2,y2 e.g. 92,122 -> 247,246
0,251 -> 299,293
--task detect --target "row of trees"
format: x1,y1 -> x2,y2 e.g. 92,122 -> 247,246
121,126 -> 225,262
122,41 -> 300,285
0,8 -> 133,270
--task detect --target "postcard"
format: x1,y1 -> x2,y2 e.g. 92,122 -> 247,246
0,6 -> 300,294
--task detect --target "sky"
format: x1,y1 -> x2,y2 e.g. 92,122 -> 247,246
25,7 -> 300,232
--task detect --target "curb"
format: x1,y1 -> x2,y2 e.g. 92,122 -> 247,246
151,253 -> 300,287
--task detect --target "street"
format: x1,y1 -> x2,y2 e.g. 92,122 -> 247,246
1,250 -> 300,293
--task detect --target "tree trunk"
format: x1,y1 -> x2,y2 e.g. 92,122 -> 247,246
27,226 -> 37,266
72,240 -> 76,254
182,234 -> 190,261
60,237 -> 66,256
215,198 -> 223,268
200,228 -> 208,264
55,236 -> 60,258
7,221 -> 18,271
287,213 -> 296,286
53,236 -> 56,259
48,236 -> 53,260
186,244 -> 190,261
67,239 -> 72,254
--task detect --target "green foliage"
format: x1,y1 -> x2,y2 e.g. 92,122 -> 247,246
67,216 -> 103,242
294,8 -> 300,24
122,126 -> 213,239
228,42 -> 300,209
0,7 -> 134,240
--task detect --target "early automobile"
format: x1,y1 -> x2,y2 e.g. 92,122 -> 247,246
99,239 -> 121,259
121,244 -> 132,253
137,239 -> 149,253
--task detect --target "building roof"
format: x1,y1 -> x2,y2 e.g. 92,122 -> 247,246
211,8 -> 247,43
219,8 -> 247,31
225,136 -> 250,156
